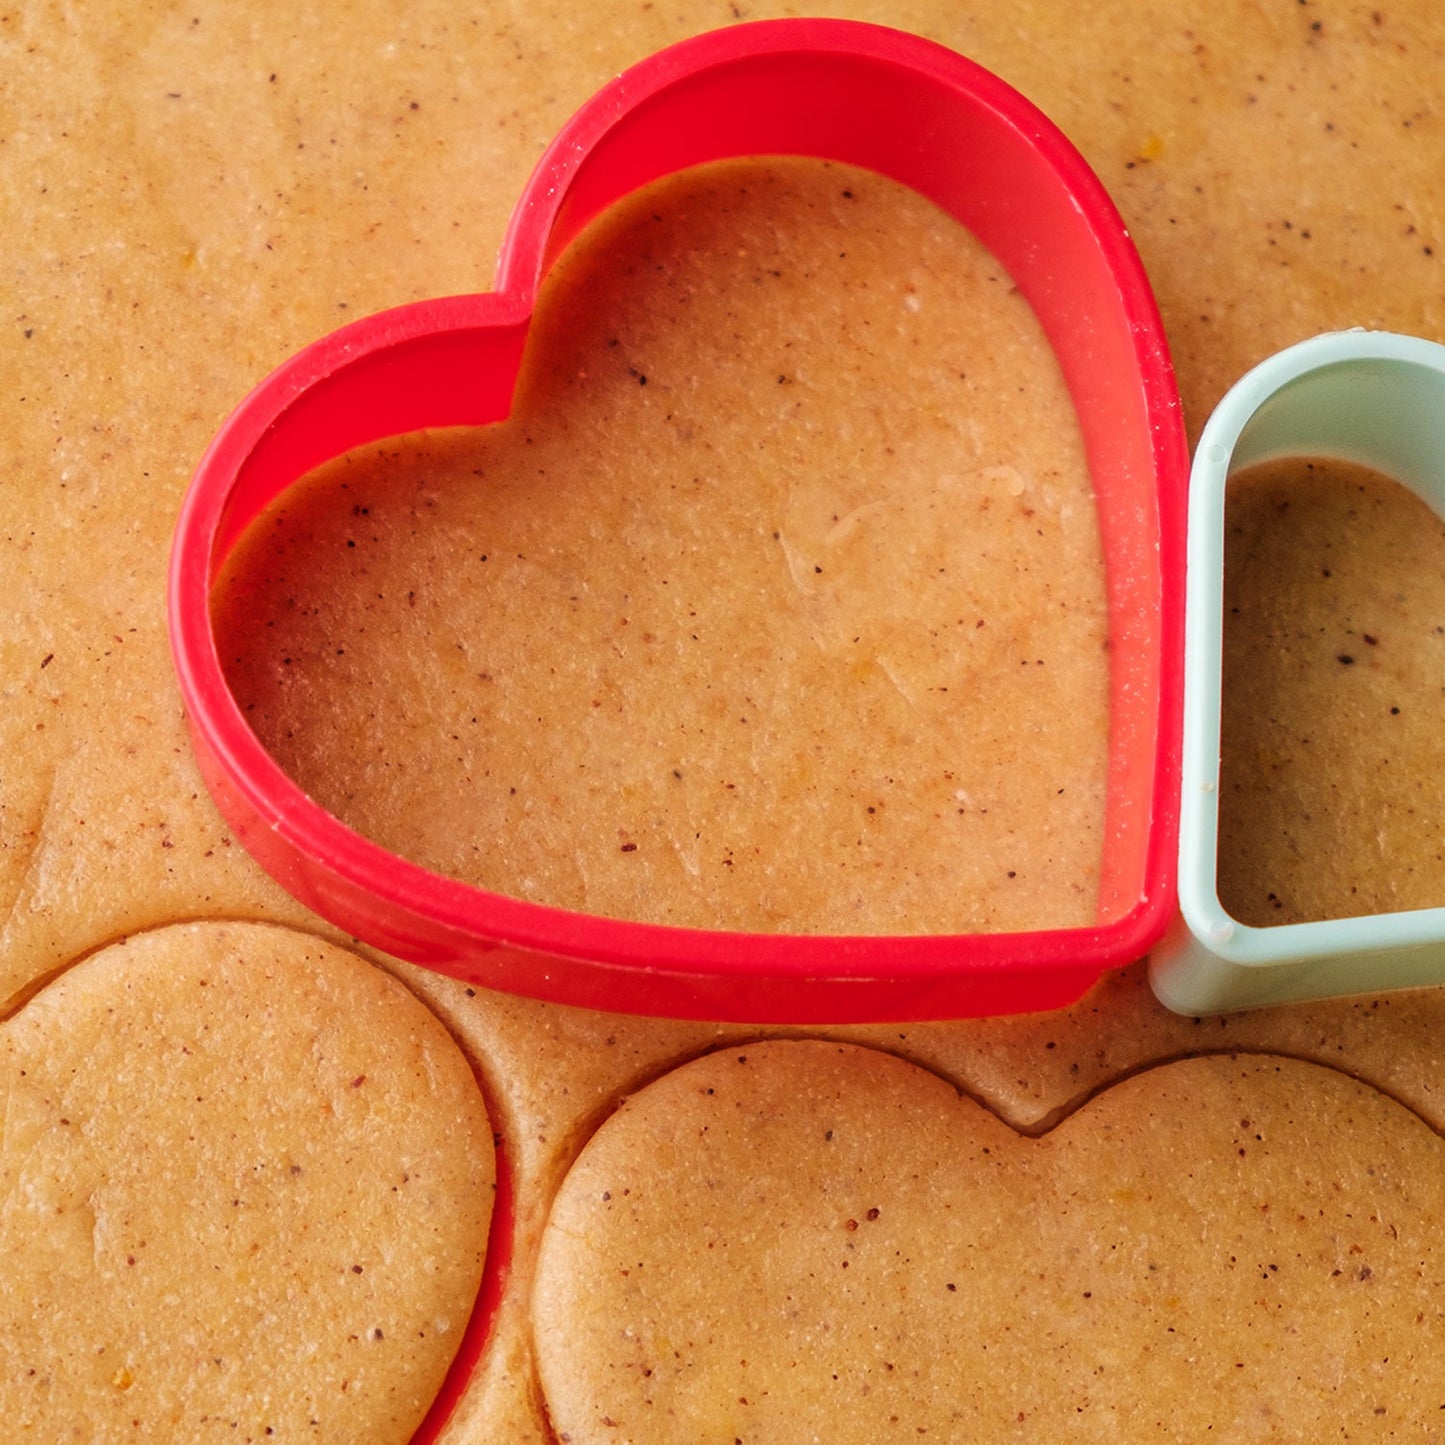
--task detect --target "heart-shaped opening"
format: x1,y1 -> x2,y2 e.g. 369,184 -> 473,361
170,19 -> 1186,1021
215,155 -> 1116,938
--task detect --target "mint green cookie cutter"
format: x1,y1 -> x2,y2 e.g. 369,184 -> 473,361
1151,330 -> 1445,1015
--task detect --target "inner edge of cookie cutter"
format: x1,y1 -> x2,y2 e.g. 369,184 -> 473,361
168,17 -> 1188,1024
1150,329 -> 1445,1017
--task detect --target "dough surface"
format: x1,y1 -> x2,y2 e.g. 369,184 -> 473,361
0,923 -> 495,1443
1219,458 -> 1445,925
215,157 -> 1108,937
2,3 -> 1444,1442
536,1040 -> 1445,1441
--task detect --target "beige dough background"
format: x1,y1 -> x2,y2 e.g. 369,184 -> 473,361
2,1 -> 1444,1441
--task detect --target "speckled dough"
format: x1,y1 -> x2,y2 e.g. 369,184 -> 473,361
1218,458 -> 1445,925
3,4 -> 1445,1444
535,1040 -> 1445,1441
215,157 -> 1109,938
0,923 -> 494,1443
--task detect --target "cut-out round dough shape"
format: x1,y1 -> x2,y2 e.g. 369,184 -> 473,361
0,923 -> 495,1443
535,1039 -> 1445,1440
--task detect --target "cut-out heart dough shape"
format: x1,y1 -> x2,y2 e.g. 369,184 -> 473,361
170,17 -> 1186,1023
535,1039 -> 1445,1440
0,922 -> 494,1443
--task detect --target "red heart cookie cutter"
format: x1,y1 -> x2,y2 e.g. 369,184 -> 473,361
168,18 -> 1187,1023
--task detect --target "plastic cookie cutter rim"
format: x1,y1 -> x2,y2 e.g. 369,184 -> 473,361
1150,328 -> 1445,1017
168,17 -> 1188,1023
